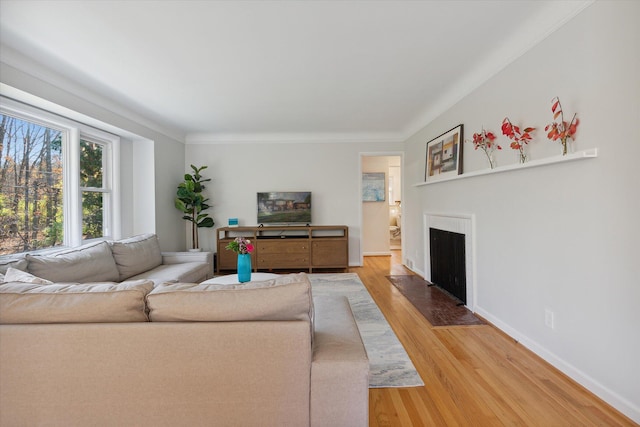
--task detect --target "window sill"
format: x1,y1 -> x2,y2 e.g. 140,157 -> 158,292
414,148 -> 598,187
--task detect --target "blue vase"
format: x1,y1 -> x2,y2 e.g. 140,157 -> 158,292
237,253 -> 252,283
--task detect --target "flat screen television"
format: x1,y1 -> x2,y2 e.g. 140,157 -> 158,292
257,191 -> 312,225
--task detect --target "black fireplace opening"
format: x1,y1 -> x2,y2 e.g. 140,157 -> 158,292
429,228 -> 466,304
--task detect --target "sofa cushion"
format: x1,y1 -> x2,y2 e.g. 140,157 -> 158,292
26,241 -> 120,283
0,256 -> 28,274
0,280 -> 153,324
127,262 -> 211,286
109,233 -> 162,281
3,267 -> 53,285
147,273 -> 313,323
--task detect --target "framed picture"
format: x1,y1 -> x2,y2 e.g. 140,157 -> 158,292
425,124 -> 463,181
362,172 -> 385,202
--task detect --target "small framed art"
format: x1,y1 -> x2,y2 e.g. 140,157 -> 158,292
425,124 -> 463,181
362,172 -> 386,202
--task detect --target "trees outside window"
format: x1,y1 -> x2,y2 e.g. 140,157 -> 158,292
0,102 -> 118,256
80,139 -> 107,240
0,115 -> 63,254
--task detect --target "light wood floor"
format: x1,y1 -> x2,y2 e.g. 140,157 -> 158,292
351,252 -> 636,426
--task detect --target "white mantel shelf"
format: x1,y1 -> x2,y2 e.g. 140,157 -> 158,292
414,148 -> 598,187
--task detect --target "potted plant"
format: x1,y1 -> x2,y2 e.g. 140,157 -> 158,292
174,165 -> 215,250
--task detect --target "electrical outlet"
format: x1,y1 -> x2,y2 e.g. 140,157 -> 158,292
545,309 -> 555,329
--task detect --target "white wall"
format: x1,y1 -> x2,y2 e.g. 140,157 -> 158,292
403,1 -> 639,422
185,141 -> 403,264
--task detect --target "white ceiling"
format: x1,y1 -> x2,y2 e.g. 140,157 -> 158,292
0,0 -> 591,143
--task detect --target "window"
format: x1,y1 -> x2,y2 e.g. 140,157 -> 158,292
0,99 -> 119,255
80,138 -> 110,240
0,115 -> 64,254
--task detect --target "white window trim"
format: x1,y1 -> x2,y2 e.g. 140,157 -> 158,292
0,96 -> 121,250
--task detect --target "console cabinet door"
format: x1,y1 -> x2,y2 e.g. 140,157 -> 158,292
256,240 -> 310,269
217,241 -> 237,271
311,239 -> 348,268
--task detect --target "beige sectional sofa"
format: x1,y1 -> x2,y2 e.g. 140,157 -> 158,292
0,233 -> 213,285
0,257 -> 369,426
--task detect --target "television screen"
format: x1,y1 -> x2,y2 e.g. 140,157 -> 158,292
257,192 -> 312,225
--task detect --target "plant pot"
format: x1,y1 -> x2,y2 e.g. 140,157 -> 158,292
188,248 -> 202,252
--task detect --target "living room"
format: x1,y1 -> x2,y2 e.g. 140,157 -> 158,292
1,0 -> 638,425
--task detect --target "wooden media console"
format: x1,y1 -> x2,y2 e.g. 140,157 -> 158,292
216,225 -> 349,273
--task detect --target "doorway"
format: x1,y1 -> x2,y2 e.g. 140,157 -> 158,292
360,153 -> 403,264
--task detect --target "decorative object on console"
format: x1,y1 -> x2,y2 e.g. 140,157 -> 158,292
545,96 -> 580,156
362,173 -> 386,202
502,117 -> 536,164
225,237 -> 255,283
425,124 -> 463,180
228,217 -> 238,227
174,165 -> 215,249
468,127 -> 500,169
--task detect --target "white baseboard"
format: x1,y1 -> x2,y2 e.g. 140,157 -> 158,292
474,306 -> 640,424
363,251 -> 391,256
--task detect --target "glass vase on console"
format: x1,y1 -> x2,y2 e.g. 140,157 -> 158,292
237,253 -> 252,283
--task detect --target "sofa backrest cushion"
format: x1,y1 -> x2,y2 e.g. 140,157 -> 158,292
0,256 -> 28,274
109,234 -> 162,281
147,273 -> 314,323
0,257 -> 28,282
0,280 -> 154,324
26,241 -> 120,283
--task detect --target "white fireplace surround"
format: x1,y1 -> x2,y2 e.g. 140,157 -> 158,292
423,212 -> 476,311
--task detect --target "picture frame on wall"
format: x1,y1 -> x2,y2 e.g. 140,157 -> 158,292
425,124 -> 463,181
362,172 -> 385,202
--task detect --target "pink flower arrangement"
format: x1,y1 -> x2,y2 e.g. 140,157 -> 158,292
225,237 -> 254,254
470,128 -> 501,169
501,117 -> 535,163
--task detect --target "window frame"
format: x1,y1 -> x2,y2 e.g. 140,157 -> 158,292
79,136 -> 113,243
0,97 -> 120,252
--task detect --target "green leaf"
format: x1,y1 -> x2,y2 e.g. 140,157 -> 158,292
198,217 -> 215,228
174,199 -> 187,212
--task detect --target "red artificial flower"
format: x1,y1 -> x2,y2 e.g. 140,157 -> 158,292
545,97 -> 579,155
502,117 -> 535,163
468,128 -> 501,168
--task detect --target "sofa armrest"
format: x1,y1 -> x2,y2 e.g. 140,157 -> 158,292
311,296 -> 369,427
161,251 -> 214,278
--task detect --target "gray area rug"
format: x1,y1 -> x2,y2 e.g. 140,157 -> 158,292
309,273 -> 424,388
